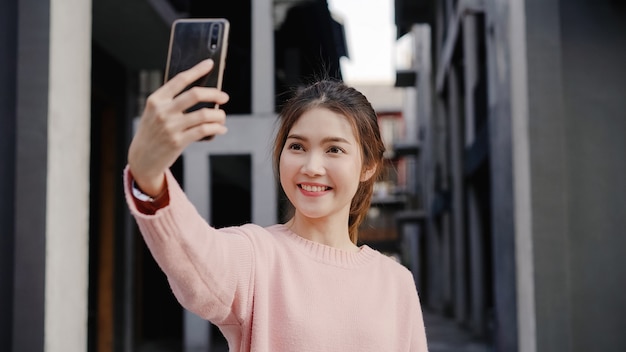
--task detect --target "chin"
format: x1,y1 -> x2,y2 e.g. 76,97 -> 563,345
295,210 -> 328,220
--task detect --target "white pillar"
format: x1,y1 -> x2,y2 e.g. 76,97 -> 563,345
45,0 -> 92,350
252,0 -> 274,115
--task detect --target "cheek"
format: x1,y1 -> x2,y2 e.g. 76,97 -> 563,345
278,154 -> 292,185
335,161 -> 363,189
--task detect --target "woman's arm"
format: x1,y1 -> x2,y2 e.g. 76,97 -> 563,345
124,60 -> 253,326
124,166 -> 254,326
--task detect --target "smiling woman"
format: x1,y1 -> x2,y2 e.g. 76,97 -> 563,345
272,80 -> 384,245
124,58 -> 428,350
278,107 -> 368,250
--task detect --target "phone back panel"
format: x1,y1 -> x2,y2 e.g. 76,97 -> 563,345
165,18 -> 229,111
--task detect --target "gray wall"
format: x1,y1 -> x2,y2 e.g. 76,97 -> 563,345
0,0 -> 17,348
13,0 -> 51,349
526,0 -> 626,351
560,1 -> 626,351
525,0 -> 572,350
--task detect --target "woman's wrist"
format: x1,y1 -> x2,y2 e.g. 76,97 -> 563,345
132,179 -> 167,202
128,168 -> 170,214
129,167 -> 166,198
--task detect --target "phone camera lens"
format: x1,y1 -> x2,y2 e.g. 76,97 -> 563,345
208,24 -> 220,51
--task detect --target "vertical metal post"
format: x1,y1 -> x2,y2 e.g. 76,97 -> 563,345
462,13 -> 487,336
463,15 -> 477,147
437,95 -> 454,310
484,0 -> 528,350
448,66 -> 468,324
467,187 -> 486,334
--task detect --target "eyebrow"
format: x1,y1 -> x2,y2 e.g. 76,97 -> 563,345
286,134 -> 352,145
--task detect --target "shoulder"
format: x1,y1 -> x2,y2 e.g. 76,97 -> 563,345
217,223 -> 285,239
369,248 -> 412,276
216,223 -> 273,236
215,223 -> 289,251
367,248 -> 419,293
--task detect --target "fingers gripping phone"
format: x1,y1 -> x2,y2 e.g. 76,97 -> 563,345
165,18 -> 230,140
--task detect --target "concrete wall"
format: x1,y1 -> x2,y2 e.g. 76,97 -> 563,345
524,0 -> 572,350
525,0 -> 626,351
560,1 -> 626,351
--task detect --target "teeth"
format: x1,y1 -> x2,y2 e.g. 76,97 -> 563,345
301,184 -> 327,192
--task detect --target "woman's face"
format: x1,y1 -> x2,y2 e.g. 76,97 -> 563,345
279,107 -> 366,223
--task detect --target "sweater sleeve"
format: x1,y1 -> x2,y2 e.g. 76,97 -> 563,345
123,166 -> 254,326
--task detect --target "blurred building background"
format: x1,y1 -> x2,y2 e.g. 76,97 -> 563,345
1,0 -> 625,351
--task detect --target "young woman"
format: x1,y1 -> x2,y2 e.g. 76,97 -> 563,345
125,59 -> 428,351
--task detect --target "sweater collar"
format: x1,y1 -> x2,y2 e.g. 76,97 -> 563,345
270,224 -> 379,268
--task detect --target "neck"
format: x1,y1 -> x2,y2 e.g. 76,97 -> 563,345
285,215 -> 358,252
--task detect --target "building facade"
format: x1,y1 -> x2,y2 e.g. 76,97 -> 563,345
397,0 -> 626,351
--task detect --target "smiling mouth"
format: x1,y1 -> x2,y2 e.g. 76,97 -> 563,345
299,184 -> 331,192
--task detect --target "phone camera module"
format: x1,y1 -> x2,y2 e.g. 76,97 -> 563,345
209,24 -> 220,51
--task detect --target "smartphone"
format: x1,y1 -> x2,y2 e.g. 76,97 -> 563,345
165,18 -> 230,139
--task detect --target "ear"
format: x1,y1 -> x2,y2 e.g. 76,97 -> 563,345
360,165 -> 377,182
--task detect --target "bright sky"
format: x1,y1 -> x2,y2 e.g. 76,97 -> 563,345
328,0 -> 396,85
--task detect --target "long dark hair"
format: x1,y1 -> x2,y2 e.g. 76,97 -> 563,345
272,80 -> 386,243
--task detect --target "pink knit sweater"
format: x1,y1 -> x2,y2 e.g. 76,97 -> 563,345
124,168 -> 428,351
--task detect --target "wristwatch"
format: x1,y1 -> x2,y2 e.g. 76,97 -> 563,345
132,180 -> 156,202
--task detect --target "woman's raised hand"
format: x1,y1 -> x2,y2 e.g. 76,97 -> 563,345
128,59 -> 230,196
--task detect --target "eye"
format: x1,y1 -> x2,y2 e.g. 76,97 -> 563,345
288,143 -> 304,151
327,146 -> 345,154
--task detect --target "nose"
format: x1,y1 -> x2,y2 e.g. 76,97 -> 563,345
301,152 -> 325,176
